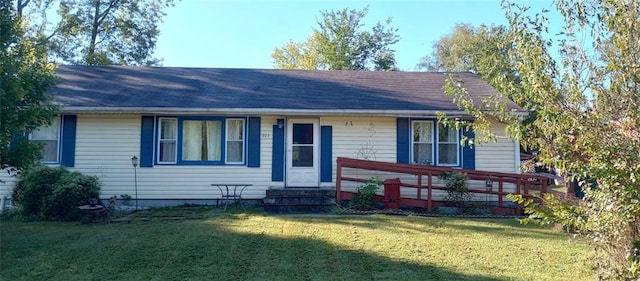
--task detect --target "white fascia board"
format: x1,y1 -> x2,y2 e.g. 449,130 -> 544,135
61,106 -> 528,117
61,107 -> 468,116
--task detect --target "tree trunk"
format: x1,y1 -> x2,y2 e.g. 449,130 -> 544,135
87,0 -> 101,65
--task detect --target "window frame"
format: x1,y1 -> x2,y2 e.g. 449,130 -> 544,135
410,120 -> 435,165
29,116 -> 62,164
436,123 -> 460,166
157,117 -> 178,164
155,116 -> 247,166
409,119 -> 461,167
225,118 -> 246,164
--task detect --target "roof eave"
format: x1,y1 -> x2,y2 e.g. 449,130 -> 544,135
60,106 -> 528,117
61,107 -> 486,117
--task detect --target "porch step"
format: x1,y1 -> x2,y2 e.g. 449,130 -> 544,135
263,188 -> 336,214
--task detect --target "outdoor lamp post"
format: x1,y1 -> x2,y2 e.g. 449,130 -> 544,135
131,156 -> 139,210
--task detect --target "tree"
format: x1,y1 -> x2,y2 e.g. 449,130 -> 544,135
272,7 -> 399,71
421,23 -> 541,146
16,0 -> 174,65
272,38 -> 321,70
445,1 -> 640,279
419,23 -> 528,108
1,1 -> 59,174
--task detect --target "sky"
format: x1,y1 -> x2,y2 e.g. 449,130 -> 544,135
154,0 -> 559,71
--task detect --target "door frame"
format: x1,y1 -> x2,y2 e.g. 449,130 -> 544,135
285,118 -> 320,187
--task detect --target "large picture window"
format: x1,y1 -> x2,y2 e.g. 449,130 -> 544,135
156,117 -> 246,165
411,120 -> 460,166
182,120 -> 221,161
30,117 -> 61,163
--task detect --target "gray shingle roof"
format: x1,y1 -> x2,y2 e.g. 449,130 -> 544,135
54,65 -> 521,115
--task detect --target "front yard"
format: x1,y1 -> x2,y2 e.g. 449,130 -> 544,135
1,208 -> 592,280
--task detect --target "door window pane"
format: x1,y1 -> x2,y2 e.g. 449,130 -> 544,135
292,146 -> 314,167
292,124 -> 313,144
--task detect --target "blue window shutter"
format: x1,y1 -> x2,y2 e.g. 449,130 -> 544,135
247,117 -> 261,167
462,126 -> 476,169
271,120 -> 285,181
397,118 -> 410,164
60,115 -> 77,167
140,116 -> 155,167
320,126 -> 332,182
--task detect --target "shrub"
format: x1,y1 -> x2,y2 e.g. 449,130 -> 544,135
440,171 -> 472,203
350,176 -> 382,210
508,193 -> 587,233
12,165 -> 101,221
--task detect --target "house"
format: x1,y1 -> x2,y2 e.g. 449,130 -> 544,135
0,65 -> 524,206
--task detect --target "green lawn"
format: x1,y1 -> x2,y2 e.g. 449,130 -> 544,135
1,208 -> 592,281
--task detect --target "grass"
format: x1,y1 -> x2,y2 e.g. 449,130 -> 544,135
1,207 -> 593,281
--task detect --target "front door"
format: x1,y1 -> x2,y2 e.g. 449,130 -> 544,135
286,119 -> 319,187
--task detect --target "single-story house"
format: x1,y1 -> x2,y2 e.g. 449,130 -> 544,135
1,65 -> 523,206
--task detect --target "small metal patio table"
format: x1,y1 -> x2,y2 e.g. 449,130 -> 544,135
211,184 -> 252,210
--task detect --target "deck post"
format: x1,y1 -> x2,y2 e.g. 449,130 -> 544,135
427,170 -> 433,211
498,180 -> 503,206
417,173 -> 422,201
515,177 -> 522,214
336,159 -> 342,206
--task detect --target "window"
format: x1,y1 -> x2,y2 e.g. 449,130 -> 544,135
411,120 -> 460,166
225,119 -> 245,163
158,118 -> 177,163
412,121 -> 433,165
182,120 -> 221,161
30,117 -> 61,163
437,123 -> 459,166
156,117 -> 246,165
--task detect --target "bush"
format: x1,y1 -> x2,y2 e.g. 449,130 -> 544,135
508,193 -> 587,233
12,165 -> 101,221
440,171 -> 472,203
350,176 -> 382,210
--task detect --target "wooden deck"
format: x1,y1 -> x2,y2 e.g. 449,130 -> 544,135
336,157 -> 551,214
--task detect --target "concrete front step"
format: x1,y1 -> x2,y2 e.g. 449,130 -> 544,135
263,187 -> 336,214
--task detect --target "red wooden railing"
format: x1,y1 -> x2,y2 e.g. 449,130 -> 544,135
336,157 -> 550,213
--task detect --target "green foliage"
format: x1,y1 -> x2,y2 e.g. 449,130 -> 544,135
119,194 -> 132,206
444,1 -> 640,278
12,165 -> 101,221
0,2 -> 59,174
18,0 -> 174,65
439,171 -> 472,203
508,193 -> 587,233
272,6 -> 399,71
349,176 -> 382,210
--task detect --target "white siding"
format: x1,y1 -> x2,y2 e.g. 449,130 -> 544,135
1,114 -> 520,202
0,114 -> 278,200
0,172 -> 17,198
475,121 -> 518,173
319,116 -> 396,187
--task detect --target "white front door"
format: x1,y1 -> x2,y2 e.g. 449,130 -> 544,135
286,119 -> 319,187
